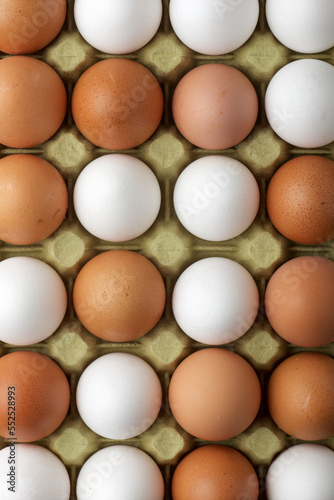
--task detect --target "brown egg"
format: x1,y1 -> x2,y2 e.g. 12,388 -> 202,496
168,348 -> 261,441
73,250 -> 166,342
0,56 -> 67,148
172,63 -> 258,150
0,154 -> 68,245
172,445 -> 259,500
267,155 -> 334,245
265,256 -> 334,347
0,351 -> 70,442
71,58 -> 164,150
0,0 -> 66,55
267,352 -> 334,441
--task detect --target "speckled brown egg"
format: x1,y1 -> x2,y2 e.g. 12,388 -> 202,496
0,0 -> 67,55
267,352 -> 334,441
172,445 -> 259,500
0,351 -> 70,442
0,154 -> 68,245
267,155 -> 334,244
168,348 -> 261,441
265,256 -> 334,347
73,250 -> 166,342
71,58 -> 164,150
0,56 -> 67,148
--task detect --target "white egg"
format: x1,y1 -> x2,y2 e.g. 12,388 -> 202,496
76,353 -> 162,440
74,154 -> 161,242
265,59 -> 334,148
77,445 -> 164,500
0,256 -> 67,345
173,156 -> 259,242
74,0 -> 162,54
0,443 -> 70,500
266,0 -> 334,53
266,444 -> 334,500
169,0 -> 259,55
172,257 -> 259,345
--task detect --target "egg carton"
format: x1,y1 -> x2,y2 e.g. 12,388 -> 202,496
0,0 -> 333,499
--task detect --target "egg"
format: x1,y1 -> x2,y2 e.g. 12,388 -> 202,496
266,444 -> 334,500
0,0 -> 66,55
0,154 -> 68,245
266,0 -> 334,53
71,58 -> 163,150
168,348 -> 261,441
73,250 -> 166,342
265,59 -> 334,148
76,352 -> 162,440
76,445 -> 164,500
0,351 -> 70,442
172,63 -> 258,150
267,155 -> 334,245
73,154 -> 161,242
265,256 -> 334,347
0,443 -> 71,499
0,256 -> 67,346
0,56 -> 67,148
172,445 -> 259,500
173,155 -> 260,241
267,352 -> 334,440
170,0 -> 259,55
74,0 -> 162,54
172,257 -> 259,345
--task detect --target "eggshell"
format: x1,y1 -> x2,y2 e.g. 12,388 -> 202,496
265,256 -> 334,347
266,0 -> 334,53
0,0 -> 67,55
172,445 -> 259,500
0,256 -> 68,346
76,352 -> 162,439
0,56 -> 67,148
71,58 -> 163,150
172,63 -> 258,150
265,59 -> 334,148
266,444 -> 334,500
76,445 -> 164,500
74,0 -> 162,54
170,0 -> 259,55
73,154 -> 161,242
267,352 -> 334,440
0,443 -> 70,500
172,257 -> 259,345
0,154 -> 68,245
266,155 -> 334,245
168,348 -> 261,441
0,351 -> 70,442
173,155 -> 260,241
73,250 -> 166,342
